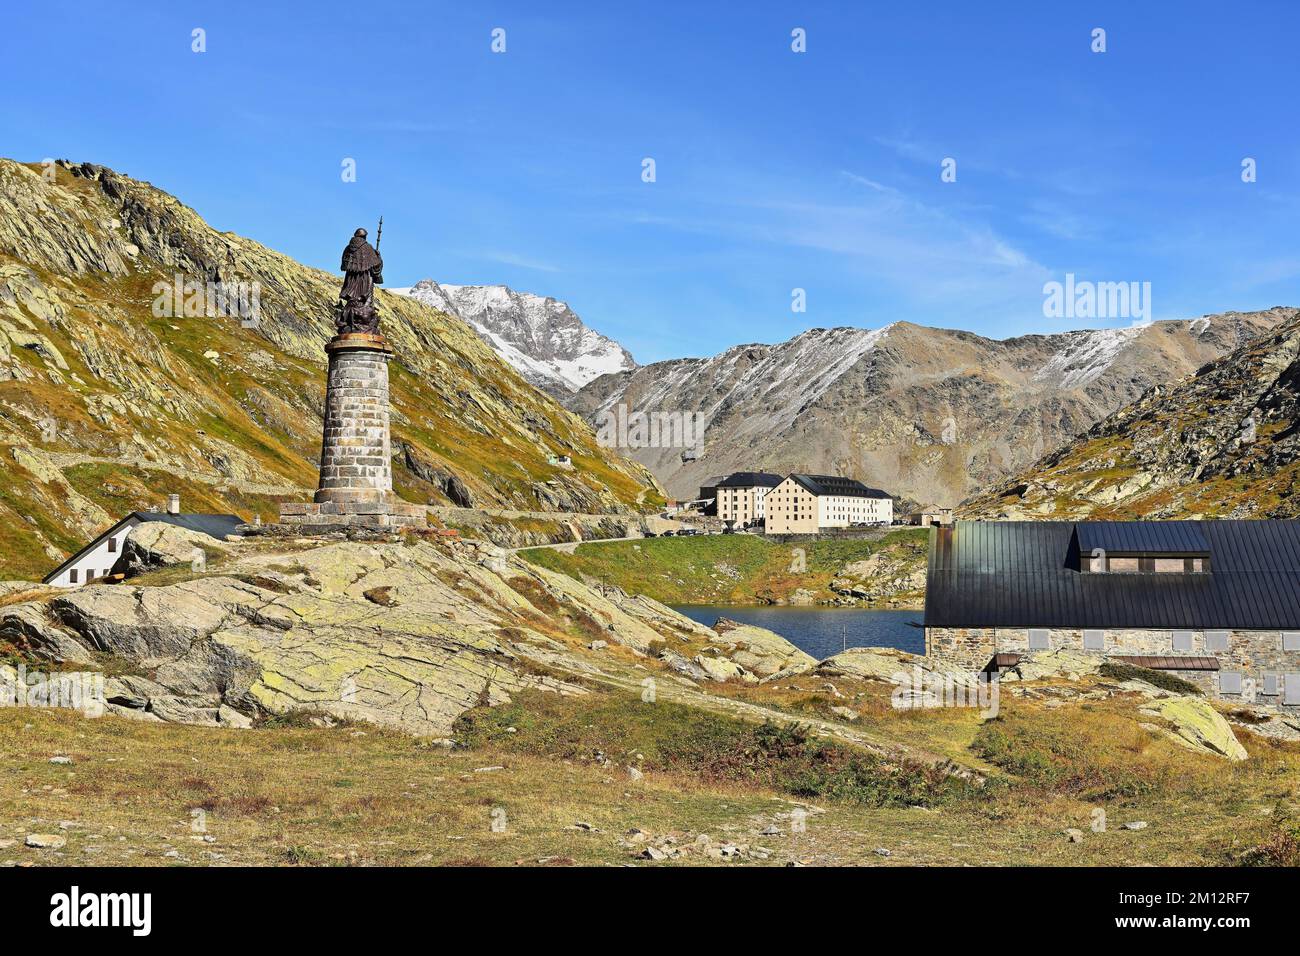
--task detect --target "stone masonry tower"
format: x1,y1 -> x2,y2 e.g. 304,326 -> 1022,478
279,330 -> 424,530
279,226 -> 424,531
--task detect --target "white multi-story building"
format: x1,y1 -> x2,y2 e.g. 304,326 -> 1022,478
764,474 -> 893,534
714,472 -> 783,527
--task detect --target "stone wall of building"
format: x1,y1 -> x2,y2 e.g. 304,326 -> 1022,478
926,625 -> 1300,708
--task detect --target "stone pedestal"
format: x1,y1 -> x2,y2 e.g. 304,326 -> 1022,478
280,332 -> 425,531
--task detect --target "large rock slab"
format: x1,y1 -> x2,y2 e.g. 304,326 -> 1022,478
710,619 -> 815,677
1156,697 -> 1248,761
122,521 -> 232,574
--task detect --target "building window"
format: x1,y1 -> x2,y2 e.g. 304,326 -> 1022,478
1283,632 -> 1300,652
1220,672 -> 1243,695
107,537 -> 116,553
1028,629 -> 1050,650
1286,674 -> 1300,706
1109,557 -> 1139,572
69,568 -> 78,584
1172,631 -> 1194,653
1264,673 -> 1280,696
1083,629 -> 1104,651
1205,631 -> 1230,652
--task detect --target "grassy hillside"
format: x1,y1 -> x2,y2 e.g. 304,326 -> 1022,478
0,158 -> 662,580
520,530 -> 929,607
7,674 -> 1297,866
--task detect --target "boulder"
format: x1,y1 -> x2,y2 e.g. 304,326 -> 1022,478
711,619 -> 816,677
122,521 -> 230,574
1156,697 -> 1248,761
817,646 -> 979,686
693,654 -> 756,684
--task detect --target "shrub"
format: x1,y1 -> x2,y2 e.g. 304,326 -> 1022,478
1099,661 -> 1202,696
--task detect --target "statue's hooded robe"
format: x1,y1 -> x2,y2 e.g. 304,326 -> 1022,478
338,233 -> 384,332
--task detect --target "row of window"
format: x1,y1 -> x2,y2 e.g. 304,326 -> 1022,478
1085,555 -> 1207,573
1026,629 -> 1300,652
67,567 -> 114,584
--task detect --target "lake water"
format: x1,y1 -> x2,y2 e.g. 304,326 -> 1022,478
671,605 -> 924,660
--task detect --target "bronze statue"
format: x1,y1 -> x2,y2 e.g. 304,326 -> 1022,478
336,224 -> 384,335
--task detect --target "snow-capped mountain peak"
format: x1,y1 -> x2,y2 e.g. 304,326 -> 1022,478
393,279 -> 635,394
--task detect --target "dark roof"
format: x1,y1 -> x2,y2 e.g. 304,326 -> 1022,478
925,520 -> 1300,630
1110,655 -> 1220,671
788,474 -> 891,499
1074,521 -> 1209,556
716,472 -> 784,489
42,511 -> 244,584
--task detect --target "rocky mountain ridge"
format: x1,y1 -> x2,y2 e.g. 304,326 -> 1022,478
568,311 -> 1293,505
0,158 -> 661,579
394,279 -> 635,395
960,311 -> 1300,519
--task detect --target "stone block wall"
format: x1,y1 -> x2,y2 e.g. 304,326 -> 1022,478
316,340 -> 392,505
926,625 -> 1300,708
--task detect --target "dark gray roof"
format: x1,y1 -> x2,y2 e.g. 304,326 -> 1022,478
924,520 -> 1300,630
716,472 -> 784,489
1074,521 -> 1210,555
789,474 -> 891,499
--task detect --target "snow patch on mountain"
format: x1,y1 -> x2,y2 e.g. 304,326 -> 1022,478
393,279 -> 635,392
1032,326 -> 1147,390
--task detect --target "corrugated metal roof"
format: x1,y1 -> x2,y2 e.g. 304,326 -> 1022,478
924,521 -> 1300,629
1074,521 -> 1209,555
1110,655 -> 1221,671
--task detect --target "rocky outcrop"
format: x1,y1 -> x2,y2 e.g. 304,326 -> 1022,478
121,522 -> 232,575
1155,697 -> 1248,761
0,536 -> 803,735
711,618 -> 816,677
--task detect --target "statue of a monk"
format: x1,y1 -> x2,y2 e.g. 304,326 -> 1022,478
336,228 -> 384,335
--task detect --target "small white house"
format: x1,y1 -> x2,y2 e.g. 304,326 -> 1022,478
43,497 -> 243,588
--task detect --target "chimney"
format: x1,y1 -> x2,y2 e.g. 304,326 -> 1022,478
167,494 -> 180,515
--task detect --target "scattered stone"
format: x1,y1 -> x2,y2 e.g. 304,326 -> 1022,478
874,847 -> 891,857
760,825 -> 781,836
1123,821 -> 1149,831
472,766 -> 504,773
1064,828 -> 1084,844
48,756 -> 72,765
588,639 -> 607,650
25,834 -> 65,850
627,765 -> 643,781
640,846 -> 668,861
830,705 -> 860,722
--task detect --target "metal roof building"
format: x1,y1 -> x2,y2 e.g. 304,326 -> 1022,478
924,520 -> 1300,630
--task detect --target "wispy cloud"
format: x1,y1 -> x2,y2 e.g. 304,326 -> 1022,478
476,250 -> 561,273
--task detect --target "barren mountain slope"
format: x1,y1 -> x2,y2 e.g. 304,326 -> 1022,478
569,312 -> 1289,504
961,313 -> 1300,520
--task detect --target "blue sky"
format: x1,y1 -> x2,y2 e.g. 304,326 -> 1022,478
5,1 -> 1300,362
